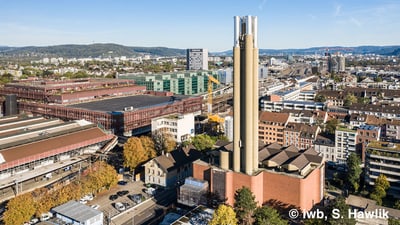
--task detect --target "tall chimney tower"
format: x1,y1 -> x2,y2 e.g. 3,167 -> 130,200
233,15 -> 259,175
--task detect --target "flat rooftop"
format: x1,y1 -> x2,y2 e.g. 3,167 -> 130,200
68,94 -> 190,112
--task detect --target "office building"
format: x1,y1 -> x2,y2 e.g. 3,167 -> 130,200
118,71 -> 220,95
187,49 -> 208,70
151,113 -> 195,143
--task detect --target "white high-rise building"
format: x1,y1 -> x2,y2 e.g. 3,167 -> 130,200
186,49 -> 208,70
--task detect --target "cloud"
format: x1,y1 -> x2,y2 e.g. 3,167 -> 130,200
308,14 -> 316,20
258,0 -> 267,10
334,4 -> 342,17
349,17 -> 362,27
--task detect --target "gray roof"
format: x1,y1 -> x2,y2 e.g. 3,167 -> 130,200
68,94 -> 190,112
51,200 -> 102,222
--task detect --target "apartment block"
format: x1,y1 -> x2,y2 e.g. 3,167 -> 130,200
365,141 -> 400,198
335,126 -> 358,164
259,111 -> 290,145
284,123 -> 321,150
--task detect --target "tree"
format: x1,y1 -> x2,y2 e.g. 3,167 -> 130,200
357,97 -> 370,105
234,187 -> 257,225
327,196 -> 356,225
164,132 -> 177,152
191,134 -> 216,151
209,204 -> 238,225
344,93 -> 357,107
140,135 -> 157,158
346,153 -> 362,192
123,137 -> 150,170
253,206 -> 287,225
314,94 -> 326,103
3,193 -> 36,225
394,200 -> 400,210
370,174 -> 390,205
152,130 -> 177,155
325,118 -> 339,135
374,77 -> 383,82
83,161 -> 118,194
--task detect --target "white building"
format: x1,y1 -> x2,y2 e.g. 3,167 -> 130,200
314,135 -> 336,162
151,113 -> 195,143
224,116 -> 233,141
218,68 -> 233,84
335,126 -> 358,164
187,49 -> 208,71
51,200 -> 103,225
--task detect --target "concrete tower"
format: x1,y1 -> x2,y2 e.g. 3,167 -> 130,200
233,16 -> 259,175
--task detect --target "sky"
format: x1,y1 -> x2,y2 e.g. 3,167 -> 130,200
1,0 -> 400,52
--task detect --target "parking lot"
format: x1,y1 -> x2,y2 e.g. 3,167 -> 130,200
83,178 -> 149,221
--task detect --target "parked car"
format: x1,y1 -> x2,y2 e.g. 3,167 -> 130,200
129,194 -> 143,204
29,218 -> 39,224
90,204 -> 100,210
114,202 -> 126,212
109,194 -> 118,201
40,212 -> 52,221
118,180 -> 128,185
82,194 -> 94,201
144,187 -> 156,196
117,190 -> 129,196
79,199 -> 88,204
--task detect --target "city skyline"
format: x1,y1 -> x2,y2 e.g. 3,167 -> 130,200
1,0 -> 400,52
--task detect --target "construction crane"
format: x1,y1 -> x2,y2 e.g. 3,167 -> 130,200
207,75 -> 224,131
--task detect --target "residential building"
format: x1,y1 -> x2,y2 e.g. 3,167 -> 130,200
187,49 -> 208,71
356,125 -> 381,162
298,90 -> 316,101
335,125 -> 358,164
258,111 -> 290,145
51,200 -> 103,225
281,109 -> 316,125
283,123 -> 320,150
143,146 -> 201,188
365,141 -> 400,198
314,135 -> 336,162
349,103 -> 400,119
260,100 -> 325,112
151,113 -> 195,143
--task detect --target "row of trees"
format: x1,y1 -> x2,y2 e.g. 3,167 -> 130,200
123,131 -> 220,171
210,187 -> 288,225
2,161 -> 118,225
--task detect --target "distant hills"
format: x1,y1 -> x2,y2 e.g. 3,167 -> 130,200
0,43 -> 399,59
215,46 -> 400,56
0,43 -> 186,59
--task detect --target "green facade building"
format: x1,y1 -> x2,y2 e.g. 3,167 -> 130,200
118,71 -> 220,95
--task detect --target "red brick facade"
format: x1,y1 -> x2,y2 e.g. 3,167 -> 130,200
193,161 -> 324,211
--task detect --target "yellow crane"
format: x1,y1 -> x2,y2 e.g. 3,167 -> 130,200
207,75 -> 225,129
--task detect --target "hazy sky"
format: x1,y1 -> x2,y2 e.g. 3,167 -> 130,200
1,0 -> 399,51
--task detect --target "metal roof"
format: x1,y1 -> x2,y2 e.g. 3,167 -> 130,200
52,200 -> 102,222
68,94 -> 190,112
